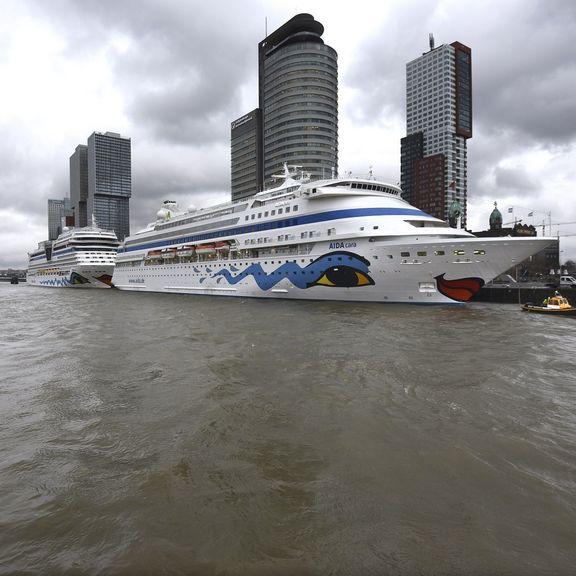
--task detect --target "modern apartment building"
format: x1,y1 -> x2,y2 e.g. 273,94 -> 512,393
231,13 -> 338,200
87,131 -> 132,240
69,144 -> 88,228
401,38 -> 472,227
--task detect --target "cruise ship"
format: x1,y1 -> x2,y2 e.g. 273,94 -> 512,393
27,225 -> 119,288
112,167 -> 554,303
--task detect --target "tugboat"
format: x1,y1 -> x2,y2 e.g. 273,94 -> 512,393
522,292 -> 576,316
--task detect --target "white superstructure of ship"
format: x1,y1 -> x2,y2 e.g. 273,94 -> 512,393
112,165 -> 554,303
27,223 -> 119,288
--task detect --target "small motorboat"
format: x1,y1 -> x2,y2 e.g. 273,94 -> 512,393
522,293 -> 576,315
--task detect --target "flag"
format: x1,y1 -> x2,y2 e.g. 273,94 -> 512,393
508,207 -> 513,213
528,211 -> 533,217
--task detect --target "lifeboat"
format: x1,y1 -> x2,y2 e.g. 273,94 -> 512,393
215,241 -> 230,251
162,247 -> 178,259
196,243 -> 216,256
147,249 -> 163,260
176,245 -> 196,257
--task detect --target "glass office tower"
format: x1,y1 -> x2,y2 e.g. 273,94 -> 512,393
69,144 -> 88,228
87,131 -> 131,240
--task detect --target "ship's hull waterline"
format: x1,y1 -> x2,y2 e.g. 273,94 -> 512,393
26,265 -> 115,288
113,235 -> 552,304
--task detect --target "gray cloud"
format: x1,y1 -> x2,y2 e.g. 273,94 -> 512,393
2,0 -> 576,268
29,0 -> 262,145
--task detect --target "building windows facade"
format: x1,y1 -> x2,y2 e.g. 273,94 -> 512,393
231,13 -> 338,198
87,131 -> 132,240
69,144 -> 88,228
47,198 -> 74,240
402,40 -> 472,226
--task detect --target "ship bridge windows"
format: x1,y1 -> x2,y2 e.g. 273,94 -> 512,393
347,182 -> 398,194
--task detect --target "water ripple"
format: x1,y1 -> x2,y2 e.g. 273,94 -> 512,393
1,287 -> 576,575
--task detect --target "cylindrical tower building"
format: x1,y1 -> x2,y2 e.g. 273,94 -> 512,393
258,14 -> 338,187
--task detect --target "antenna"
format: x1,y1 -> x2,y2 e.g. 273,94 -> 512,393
429,33 -> 435,51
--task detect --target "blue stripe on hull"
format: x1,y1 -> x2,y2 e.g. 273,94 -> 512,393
120,207 -> 426,254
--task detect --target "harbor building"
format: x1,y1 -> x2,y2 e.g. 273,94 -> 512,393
69,144 -> 88,228
47,198 -> 74,240
87,131 -> 132,241
231,13 -> 338,200
401,36 -> 472,227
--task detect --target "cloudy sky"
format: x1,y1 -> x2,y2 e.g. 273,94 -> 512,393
2,0 -> 576,269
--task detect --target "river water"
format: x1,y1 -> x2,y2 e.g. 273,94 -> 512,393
1,283 -> 576,575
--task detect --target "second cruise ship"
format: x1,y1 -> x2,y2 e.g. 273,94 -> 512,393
27,224 -> 119,288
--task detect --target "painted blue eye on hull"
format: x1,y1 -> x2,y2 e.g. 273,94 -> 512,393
212,251 -> 374,290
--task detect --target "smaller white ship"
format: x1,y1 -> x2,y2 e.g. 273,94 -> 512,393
27,224 -> 119,288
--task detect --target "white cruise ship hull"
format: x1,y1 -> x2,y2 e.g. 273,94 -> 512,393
113,236 -> 551,304
112,172 -> 554,304
27,264 -> 115,288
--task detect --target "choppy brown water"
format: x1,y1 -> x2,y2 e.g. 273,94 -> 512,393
1,283 -> 576,575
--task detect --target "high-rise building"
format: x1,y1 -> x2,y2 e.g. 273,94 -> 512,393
47,198 -> 74,240
231,109 -> 262,201
87,131 -> 131,240
401,38 -> 472,227
231,13 -> 338,200
69,144 -> 88,228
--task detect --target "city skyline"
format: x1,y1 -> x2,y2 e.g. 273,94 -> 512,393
1,0 -> 575,268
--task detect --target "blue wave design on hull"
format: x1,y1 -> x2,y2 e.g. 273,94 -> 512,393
36,272 -> 91,287
39,277 -> 72,287
212,251 -> 374,290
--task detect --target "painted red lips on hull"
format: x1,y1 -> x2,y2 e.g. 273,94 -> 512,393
435,274 -> 485,302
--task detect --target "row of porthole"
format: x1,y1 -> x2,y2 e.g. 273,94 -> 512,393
397,249 -> 486,258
